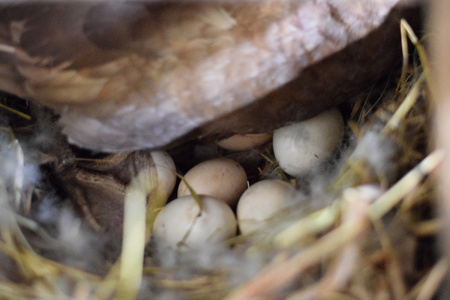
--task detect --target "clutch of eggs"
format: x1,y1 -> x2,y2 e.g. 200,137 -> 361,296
152,107 -> 345,247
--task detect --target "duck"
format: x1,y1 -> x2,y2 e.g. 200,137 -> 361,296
0,0 -> 419,152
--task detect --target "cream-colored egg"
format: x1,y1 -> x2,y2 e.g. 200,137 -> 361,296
273,108 -> 344,177
216,133 -> 272,151
177,158 -> 247,205
237,179 -> 297,235
153,195 -> 237,248
151,151 -> 176,197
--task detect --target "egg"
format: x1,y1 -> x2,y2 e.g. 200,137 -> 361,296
273,108 -> 344,177
153,195 -> 237,249
151,151 -> 176,197
177,157 -> 247,206
237,179 -> 297,235
216,133 -> 272,151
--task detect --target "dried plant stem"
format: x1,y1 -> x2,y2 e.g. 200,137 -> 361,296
274,203 -> 339,248
384,73 -> 424,134
399,19 -> 434,98
407,258 -> 449,300
114,166 -> 171,299
0,103 -> 31,120
115,171 -> 155,300
94,263 -> 121,300
372,220 -> 407,299
226,188 -> 371,300
287,191 -> 368,300
368,150 -> 444,221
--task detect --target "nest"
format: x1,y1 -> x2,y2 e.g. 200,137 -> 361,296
0,20 -> 445,300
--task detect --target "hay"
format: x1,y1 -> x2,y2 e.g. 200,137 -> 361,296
0,19 -> 444,300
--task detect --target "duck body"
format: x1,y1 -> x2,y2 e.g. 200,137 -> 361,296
0,1 -> 418,151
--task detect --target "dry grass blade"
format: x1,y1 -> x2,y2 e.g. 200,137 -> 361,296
0,103 -> 31,121
227,191 -> 371,300
384,73 -> 424,133
399,19 -> 434,98
176,173 -> 203,210
115,167 -> 171,299
368,150 -> 443,221
274,203 -> 339,248
114,171 -> 150,299
410,258 -> 449,300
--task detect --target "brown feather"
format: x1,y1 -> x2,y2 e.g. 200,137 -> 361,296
0,1 -> 420,151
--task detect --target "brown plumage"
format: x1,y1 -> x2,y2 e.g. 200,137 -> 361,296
0,1 -> 419,151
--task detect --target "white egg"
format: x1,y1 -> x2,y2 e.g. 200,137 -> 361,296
177,157 -> 247,206
216,133 -> 272,151
273,108 -> 344,177
153,195 -> 237,248
151,151 -> 176,197
237,179 -> 297,235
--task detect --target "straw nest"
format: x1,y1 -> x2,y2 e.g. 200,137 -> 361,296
0,19 -> 445,300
